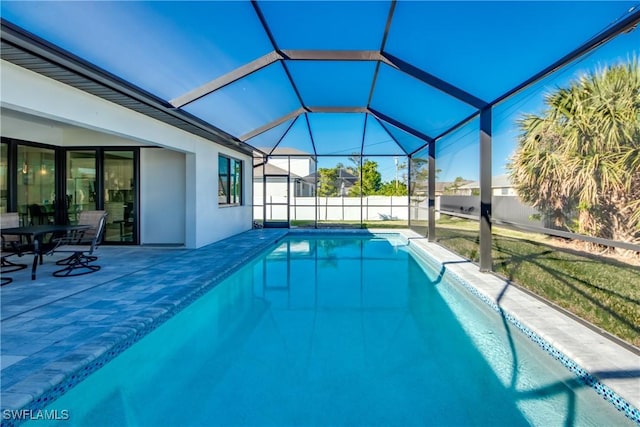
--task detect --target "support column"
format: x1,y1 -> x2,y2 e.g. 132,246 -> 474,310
428,140 -> 436,241
407,155 -> 411,227
479,108 -> 492,272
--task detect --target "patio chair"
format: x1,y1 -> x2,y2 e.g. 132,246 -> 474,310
1,247 -> 24,285
50,211 -> 108,277
0,212 -> 28,274
28,204 -> 53,225
1,247 -> 15,285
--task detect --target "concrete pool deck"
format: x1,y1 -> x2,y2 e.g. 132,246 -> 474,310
1,228 -> 638,424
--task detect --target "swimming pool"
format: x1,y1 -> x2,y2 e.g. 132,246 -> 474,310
27,234 -> 636,426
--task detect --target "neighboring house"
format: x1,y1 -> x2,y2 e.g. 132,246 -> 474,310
253,162 -> 315,199
457,175 -> 517,196
492,174 -> 518,196
303,167 -> 358,196
442,180 -> 476,195
254,148 -> 362,198
254,148 -> 316,198
265,147 -> 316,180
409,181 -> 462,200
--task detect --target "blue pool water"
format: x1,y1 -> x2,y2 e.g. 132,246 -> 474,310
31,235 -> 633,426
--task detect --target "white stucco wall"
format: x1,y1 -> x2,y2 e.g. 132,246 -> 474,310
140,148 -> 186,245
0,110 -> 65,145
192,144 -> 253,248
268,157 -> 314,178
1,60 -> 253,248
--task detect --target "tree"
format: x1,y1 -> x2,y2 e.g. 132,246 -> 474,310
349,159 -> 382,196
378,180 -> 408,196
508,60 -> 640,247
408,156 -> 442,200
444,176 -> 467,195
317,168 -> 339,196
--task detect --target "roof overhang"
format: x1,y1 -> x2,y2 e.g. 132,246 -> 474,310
0,19 -> 255,157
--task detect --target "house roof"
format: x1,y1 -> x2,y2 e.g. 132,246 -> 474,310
1,2 -> 637,159
458,174 -> 513,189
253,162 -> 302,179
259,147 -> 313,157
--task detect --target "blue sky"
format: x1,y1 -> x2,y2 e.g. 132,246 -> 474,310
2,1 -> 638,183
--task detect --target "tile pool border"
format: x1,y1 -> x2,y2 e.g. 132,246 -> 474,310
2,228 -> 638,426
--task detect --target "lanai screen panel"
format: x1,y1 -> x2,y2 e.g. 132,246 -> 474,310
435,119 -> 481,258
385,1 -> 637,102
0,1 -> 272,101
409,145 -> 431,233
257,0 -> 390,50
245,119 -> 296,155
362,117 -> 406,156
182,62 -> 300,137
276,117 -> 317,155
378,120 -> 430,156
308,113 -> 366,156
287,61 -> 377,107
371,64 -> 477,138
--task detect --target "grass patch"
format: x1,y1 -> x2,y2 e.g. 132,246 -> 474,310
436,220 -> 640,347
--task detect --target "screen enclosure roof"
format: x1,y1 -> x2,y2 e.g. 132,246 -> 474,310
1,1 -> 639,158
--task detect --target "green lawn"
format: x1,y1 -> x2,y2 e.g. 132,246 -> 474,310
435,218 -> 640,347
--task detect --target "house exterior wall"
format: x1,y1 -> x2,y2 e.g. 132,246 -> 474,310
493,187 -> 517,196
0,60 -> 252,248
140,148 -> 186,245
268,157 -> 314,178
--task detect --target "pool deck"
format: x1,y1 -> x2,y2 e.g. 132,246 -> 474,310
1,228 -> 638,423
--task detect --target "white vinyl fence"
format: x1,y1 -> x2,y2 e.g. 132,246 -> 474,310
254,196 -> 410,222
254,195 -> 544,227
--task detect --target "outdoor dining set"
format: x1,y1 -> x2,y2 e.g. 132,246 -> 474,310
0,210 -> 108,285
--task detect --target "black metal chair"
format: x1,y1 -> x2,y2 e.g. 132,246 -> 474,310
28,204 -> 53,225
50,211 -> 108,277
1,212 -> 28,284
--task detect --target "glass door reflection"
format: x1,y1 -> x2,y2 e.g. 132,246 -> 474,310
1,143 -> 8,214
66,150 -> 97,224
103,151 -> 136,243
17,145 -> 56,225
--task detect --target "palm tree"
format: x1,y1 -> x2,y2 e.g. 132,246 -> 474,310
509,59 -> 640,248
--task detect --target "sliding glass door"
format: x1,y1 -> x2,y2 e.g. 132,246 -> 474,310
17,145 -> 56,225
1,143 -> 8,214
67,150 -> 97,223
103,150 -> 136,243
2,139 -> 138,244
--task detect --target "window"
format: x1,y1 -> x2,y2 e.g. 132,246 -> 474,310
218,154 -> 242,205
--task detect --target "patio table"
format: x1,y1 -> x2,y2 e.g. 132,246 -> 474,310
1,224 -> 89,280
